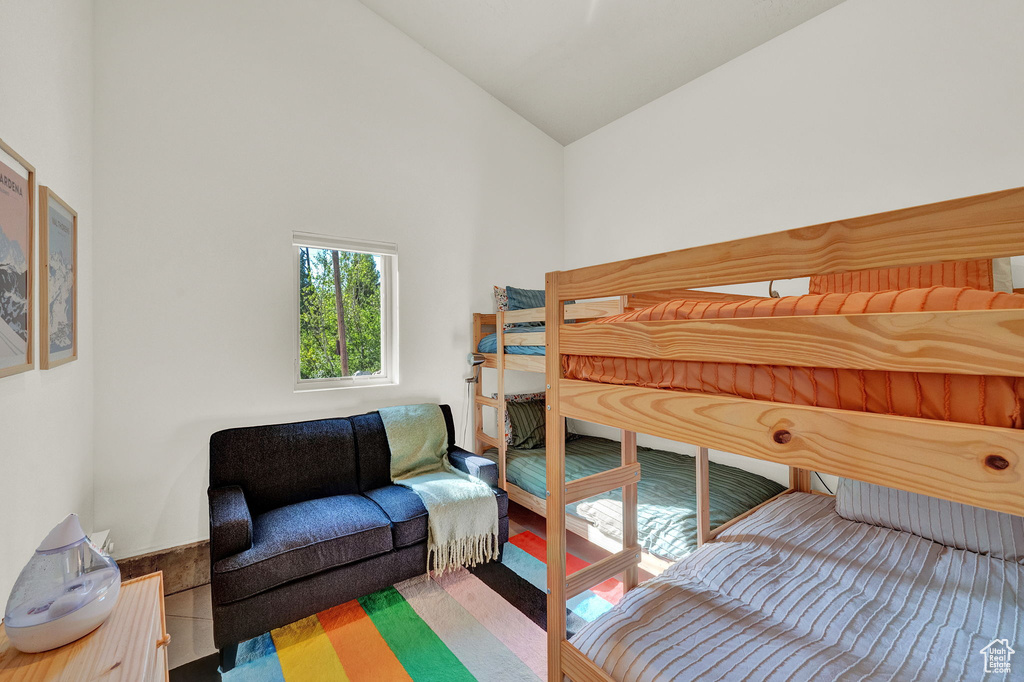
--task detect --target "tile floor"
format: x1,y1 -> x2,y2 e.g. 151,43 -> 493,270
165,583 -> 217,670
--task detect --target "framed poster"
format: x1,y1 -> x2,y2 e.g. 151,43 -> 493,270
39,187 -> 77,368
0,138 -> 35,378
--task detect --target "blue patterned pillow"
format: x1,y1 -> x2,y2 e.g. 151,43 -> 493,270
506,286 -> 545,328
494,286 -> 512,331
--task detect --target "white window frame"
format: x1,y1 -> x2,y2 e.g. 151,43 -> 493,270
293,232 -> 398,391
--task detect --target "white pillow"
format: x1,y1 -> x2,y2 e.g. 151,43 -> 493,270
992,257 -> 1013,292
835,478 -> 1024,563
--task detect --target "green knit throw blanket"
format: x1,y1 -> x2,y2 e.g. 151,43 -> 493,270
380,404 -> 498,574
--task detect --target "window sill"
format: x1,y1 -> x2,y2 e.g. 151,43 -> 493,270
294,377 -> 398,393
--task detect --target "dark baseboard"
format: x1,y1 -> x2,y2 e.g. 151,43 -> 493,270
118,539 -> 210,595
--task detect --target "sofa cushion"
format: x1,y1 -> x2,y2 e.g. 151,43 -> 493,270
363,485 -> 429,548
212,494 -> 392,605
210,418 -> 360,515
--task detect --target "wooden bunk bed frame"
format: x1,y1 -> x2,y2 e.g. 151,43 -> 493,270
471,301 -> 647,561
542,187 -> 1024,682
472,292 -> 761,573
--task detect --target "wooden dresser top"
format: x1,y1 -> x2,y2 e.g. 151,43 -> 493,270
0,572 -> 168,681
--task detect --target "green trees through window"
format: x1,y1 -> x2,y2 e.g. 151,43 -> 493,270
298,248 -> 382,379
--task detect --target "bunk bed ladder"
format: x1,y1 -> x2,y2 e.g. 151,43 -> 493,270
472,313 -> 486,454
471,310 -> 511,488
496,310 -> 507,489
471,313 -> 505,457
547,280 -> 643,682
620,428 -> 640,591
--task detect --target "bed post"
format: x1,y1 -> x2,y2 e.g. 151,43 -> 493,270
696,446 -> 711,546
790,467 -> 812,493
616,299 -> 641,591
545,272 -> 567,682
621,429 -> 639,590
497,310 -> 507,489
472,313 -> 485,455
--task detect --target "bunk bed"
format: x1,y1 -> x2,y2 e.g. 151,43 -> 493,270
542,187 -> 1024,681
470,296 -> 622,478
471,295 -> 787,567
472,299 -> 638,559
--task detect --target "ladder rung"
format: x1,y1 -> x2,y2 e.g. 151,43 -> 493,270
566,545 -> 641,599
564,463 -> 641,505
504,331 -> 545,346
475,430 -> 499,448
475,395 -> 499,408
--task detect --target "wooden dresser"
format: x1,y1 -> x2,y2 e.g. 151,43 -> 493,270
0,572 -> 170,681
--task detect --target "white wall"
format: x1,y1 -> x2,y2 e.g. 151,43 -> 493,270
10,0 -> 1020,571
92,0 -> 563,559
0,1 -> 95,598
564,0 -> 1024,484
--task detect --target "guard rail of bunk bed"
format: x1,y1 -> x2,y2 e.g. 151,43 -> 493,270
542,186 -> 1024,682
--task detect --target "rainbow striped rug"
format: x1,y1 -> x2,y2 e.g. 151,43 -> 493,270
220,531 -> 623,681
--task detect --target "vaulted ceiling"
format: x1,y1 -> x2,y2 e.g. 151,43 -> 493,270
358,0 -> 847,144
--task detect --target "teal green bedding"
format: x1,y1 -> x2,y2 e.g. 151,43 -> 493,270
482,436 -> 785,562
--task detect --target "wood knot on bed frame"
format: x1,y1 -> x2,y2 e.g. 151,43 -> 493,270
985,454 -> 1010,471
773,429 -> 792,444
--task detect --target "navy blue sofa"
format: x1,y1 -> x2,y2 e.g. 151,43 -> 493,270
208,405 -> 508,669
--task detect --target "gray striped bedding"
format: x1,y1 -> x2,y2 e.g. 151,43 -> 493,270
571,492 -> 1023,681
481,436 -> 784,561
836,478 -> 1024,563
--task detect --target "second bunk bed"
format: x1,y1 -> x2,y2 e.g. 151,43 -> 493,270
471,289 -> 788,569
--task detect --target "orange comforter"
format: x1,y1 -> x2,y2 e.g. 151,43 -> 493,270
808,259 -> 998,294
563,287 -> 1024,428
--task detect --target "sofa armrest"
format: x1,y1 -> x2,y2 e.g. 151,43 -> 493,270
448,447 -> 498,488
208,485 -> 253,562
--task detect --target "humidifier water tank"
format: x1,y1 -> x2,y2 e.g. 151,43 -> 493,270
3,514 -> 121,653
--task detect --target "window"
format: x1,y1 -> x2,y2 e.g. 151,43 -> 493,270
293,232 -> 397,390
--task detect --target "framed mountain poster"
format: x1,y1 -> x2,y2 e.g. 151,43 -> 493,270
0,138 -> 35,378
40,187 -> 77,368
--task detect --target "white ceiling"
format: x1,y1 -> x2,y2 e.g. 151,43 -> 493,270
358,0 -> 846,145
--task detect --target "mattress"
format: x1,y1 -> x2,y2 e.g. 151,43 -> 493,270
481,435 -> 784,561
477,326 -> 546,355
571,492 -> 1024,682
809,259 -> 1001,294
564,287 -> 1024,428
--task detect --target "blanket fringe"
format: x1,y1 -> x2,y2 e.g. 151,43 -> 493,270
429,532 -> 500,576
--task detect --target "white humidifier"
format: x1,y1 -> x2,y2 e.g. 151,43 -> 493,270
3,514 -> 121,653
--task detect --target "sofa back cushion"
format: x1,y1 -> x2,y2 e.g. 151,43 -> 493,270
211,405 -> 460,511
210,418 -> 360,515
352,411 -> 392,491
